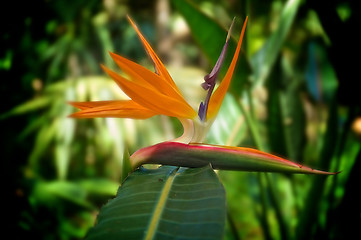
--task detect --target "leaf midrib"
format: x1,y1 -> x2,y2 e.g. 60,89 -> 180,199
145,167 -> 179,240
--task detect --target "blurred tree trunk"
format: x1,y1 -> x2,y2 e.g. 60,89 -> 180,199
155,0 -> 172,62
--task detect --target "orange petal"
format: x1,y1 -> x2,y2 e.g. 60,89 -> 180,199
126,16 -> 180,92
69,101 -> 101,110
69,100 -> 156,119
207,17 -> 248,120
102,65 -> 197,119
109,52 -> 158,92
109,52 -> 186,102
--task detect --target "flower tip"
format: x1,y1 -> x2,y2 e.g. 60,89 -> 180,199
67,111 -> 81,118
68,101 -> 77,107
226,17 -> 236,42
68,101 -> 88,110
100,63 -> 107,71
298,165 -> 340,175
126,15 -> 138,29
314,170 -> 341,175
107,51 -> 118,62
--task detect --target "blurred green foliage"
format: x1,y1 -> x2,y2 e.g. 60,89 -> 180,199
1,0 -> 360,239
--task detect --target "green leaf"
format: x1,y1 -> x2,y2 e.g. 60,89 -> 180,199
86,165 -> 226,240
173,0 -> 252,96
31,180 -> 93,209
266,66 -> 288,158
0,97 -> 51,119
296,97 -> 339,239
282,78 -> 306,162
79,179 -> 119,196
251,0 -> 301,84
121,145 -> 133,183
207,94 -> 246,146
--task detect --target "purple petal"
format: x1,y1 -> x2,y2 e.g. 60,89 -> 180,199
198,18 -> 235,121
198,101 -> 205,120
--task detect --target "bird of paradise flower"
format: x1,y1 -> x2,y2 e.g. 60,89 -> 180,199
70,16 -> 336,175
